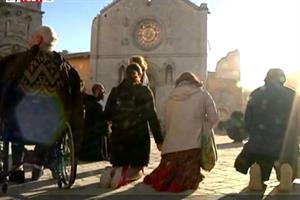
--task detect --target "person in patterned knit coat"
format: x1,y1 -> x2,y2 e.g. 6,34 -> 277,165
0,26 -> 83,183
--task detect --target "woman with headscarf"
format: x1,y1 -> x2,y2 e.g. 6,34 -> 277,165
144,72 -> 219,192
128,55 -> 150,87
103,63 -> 163,189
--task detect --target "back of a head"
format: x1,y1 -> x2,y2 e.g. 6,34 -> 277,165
32,26 -> 57,51
175,72 -> 203,87
129,56 -> 147,72
92,83 -> 105,94
126,63 -> 142,77
264,68 -> 286,85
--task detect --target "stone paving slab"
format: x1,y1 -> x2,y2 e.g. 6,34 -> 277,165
1,135 -> 300,199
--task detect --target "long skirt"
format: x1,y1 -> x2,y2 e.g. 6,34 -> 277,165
143,148 -> 204,192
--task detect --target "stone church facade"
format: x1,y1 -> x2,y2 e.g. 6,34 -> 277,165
0,1 -> 42,59
90,0 -> 209,115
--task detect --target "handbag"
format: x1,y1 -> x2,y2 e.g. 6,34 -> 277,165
200,120 -> 218,171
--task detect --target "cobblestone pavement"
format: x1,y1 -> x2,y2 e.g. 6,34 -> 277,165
1,135 -> 300,199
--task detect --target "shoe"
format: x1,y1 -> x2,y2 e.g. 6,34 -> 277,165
278,163 -> 293,192
31,165 -> 44,181
9,170 -> 25,184
127,169 -> 143,181
99,167 -> 113,188
110,166 -> 128,189
248,163 -> 264,191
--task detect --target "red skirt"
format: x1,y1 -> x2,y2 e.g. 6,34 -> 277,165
144,148 -> 204,192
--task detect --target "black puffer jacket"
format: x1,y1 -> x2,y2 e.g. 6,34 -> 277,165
78,93 -> 108,161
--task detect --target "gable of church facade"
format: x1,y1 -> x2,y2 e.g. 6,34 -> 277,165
91,0 -> 209,115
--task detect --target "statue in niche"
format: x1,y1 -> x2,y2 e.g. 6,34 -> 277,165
165,64 -> 173,84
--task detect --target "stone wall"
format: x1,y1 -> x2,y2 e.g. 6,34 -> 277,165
0,1 -> 42,58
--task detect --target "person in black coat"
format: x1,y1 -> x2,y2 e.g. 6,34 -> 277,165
103,63 -> 163,188
235,68 -> 300,192
79,83 -> 109,161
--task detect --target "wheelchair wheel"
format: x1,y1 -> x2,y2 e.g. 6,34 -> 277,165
0,139 -> 9,194
0,121 -> 4,181
0,141 -> 4,183
58,122 -> 77,188
0,140 -> 7,194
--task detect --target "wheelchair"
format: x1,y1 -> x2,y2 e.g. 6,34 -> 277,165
0,120 -> 77,193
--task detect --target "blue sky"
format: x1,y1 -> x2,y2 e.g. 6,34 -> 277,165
42,0 -> 300,89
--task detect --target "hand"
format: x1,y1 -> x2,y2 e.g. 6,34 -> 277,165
156,143 -> 162,151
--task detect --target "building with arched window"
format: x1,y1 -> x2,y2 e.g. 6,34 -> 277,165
90,0 -> 209,115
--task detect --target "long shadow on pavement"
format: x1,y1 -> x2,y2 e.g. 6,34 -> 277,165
1,168 -> 104,199
217,142 -> 244,150
216,184 -> 300,200
216,186 -> 265,200
264,183 -> 300,200
4,182 -> 196,200
99,182 -> 195,200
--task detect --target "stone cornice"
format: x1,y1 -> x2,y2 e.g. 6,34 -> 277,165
182,0 -> 201,10
100,0 -> 120,14
90,53 -> 205,59
100,0 -> 208,14
0,2 -> 44,14
64,52 -> 90,59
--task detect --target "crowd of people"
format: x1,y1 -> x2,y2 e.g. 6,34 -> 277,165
0,25 -> 299,194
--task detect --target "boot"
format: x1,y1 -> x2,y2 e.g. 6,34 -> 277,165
110,166 -> 128,189
127,167 -> 143,181
31,164 -> 44,181
99,166 -> 113,188
278,163 -> 293,192
248,163 -> 264,191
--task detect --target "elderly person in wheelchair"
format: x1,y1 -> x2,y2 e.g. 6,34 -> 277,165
0,26 -> 83,191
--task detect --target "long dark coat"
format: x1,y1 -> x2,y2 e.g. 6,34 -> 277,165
104,80 -> 163,166
78,93 -> 108,161
243,82 -> 298,161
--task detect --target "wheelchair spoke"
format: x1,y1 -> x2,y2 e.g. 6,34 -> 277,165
55,122 -> 76,188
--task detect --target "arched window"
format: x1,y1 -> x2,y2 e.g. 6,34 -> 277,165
118,65 -> 126,83
165,64 -> 173,84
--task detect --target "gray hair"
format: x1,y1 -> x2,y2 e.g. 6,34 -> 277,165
32,26 -> 57,51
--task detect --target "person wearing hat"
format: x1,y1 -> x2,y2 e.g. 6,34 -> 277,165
234,68 -> 300,192
128,55 -> 150,87
102,63 -> 163,189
